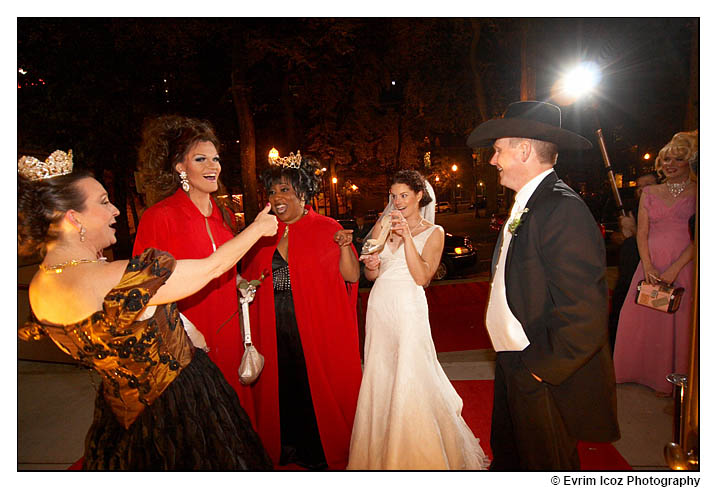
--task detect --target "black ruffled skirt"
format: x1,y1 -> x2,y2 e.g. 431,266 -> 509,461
83,349 -> 273,470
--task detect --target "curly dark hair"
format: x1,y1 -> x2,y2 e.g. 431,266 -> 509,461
260,155 -> 322,201
18,170 -> 94,258
136,115 -> 220,205
392,169 -> 433,208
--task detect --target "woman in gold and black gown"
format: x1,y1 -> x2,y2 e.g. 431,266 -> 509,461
18,151 -> 278,470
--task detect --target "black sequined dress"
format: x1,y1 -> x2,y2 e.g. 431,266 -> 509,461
272,249 -> 327,469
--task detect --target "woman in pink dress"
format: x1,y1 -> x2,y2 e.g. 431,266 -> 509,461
613,131 -> 697,395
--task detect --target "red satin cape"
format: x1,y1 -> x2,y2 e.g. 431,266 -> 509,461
132,189 -> 255,425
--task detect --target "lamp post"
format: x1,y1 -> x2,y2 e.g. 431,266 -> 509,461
451,164 -> 458,213
331,176 -> 338,217
320,167 -> 328,215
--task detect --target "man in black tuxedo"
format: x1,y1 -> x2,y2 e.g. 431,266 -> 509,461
467,101 -> 620,470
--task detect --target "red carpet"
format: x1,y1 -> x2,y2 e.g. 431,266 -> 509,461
359,281 -> 493,353
452,380 -> 632,470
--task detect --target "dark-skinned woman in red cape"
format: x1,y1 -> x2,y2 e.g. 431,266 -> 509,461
241,151 -> 362,469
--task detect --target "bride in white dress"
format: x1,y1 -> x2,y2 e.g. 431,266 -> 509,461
347,170 -> 488,470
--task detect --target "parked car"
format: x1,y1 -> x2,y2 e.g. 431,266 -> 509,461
433,232 -> 477,281
436,201 -> 452,213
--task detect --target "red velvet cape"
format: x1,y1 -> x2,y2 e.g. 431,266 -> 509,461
132,189 -> 255,425
241,207 -> 362,468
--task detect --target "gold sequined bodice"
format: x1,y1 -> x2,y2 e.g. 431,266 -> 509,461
19,249 -> 194,429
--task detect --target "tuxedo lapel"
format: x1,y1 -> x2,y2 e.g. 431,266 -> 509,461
504,171 -> 558,274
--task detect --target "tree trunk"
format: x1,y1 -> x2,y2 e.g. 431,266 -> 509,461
231,69 -> 260,225
469,20 -> 496,214
520,19 -> 536,101
329,157 -> 339,217
684,19 -> 698,131
395,113 -> 403,170
469,19 -> 490,123
282,68 -> 298,152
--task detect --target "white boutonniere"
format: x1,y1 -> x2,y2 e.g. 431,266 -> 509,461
508,207 -> 529,235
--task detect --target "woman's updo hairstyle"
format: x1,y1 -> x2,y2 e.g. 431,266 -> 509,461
260,153 -> 322,202
18,170 -> 94,258
136,115 -> 220,205
655,130 -> 698,180
392,169 -> 433,208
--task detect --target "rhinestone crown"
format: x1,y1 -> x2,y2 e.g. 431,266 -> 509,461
269,150 -> 302,169
18,150 -> 74,181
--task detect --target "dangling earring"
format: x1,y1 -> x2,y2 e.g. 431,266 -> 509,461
79,224 -> 86,242
179,171 -> 190,192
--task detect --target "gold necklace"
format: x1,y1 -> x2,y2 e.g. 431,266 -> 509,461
40,257 -> 108,274
281,209 -> 308,239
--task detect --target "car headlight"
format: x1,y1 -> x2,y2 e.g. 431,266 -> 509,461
453,246 -> 470,255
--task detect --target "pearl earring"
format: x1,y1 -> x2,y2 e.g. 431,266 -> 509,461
179,171 -> 190,192
79,224 -> 86,242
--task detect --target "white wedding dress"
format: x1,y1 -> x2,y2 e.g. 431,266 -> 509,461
347,225 -> 489,470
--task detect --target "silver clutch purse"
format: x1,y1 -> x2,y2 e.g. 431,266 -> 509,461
238,281 -> 264,385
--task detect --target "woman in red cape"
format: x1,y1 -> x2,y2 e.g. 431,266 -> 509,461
133,115 -> 255,425
242,152 -> 362,469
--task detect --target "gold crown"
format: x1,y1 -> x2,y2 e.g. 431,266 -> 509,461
269,150 -> 302,169
18,150 -> 74,181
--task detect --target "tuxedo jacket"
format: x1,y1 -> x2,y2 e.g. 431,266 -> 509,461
491,171 -> 620,443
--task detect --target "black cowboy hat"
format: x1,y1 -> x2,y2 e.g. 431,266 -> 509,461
467,100 -> 592,151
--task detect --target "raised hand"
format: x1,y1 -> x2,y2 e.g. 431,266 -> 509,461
334,229 -> 354,248
390,210 -> 411,240
254,203 -> 278,237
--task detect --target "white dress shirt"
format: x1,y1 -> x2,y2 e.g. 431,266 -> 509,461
485,169 -> 553,352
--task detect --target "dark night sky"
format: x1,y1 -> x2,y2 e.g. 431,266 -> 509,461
15,17 -> 695,158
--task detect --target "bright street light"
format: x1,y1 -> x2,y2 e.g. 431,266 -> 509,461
562,62 -> 601,99
551,61 -> 601,106
451,164 -> 458,172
